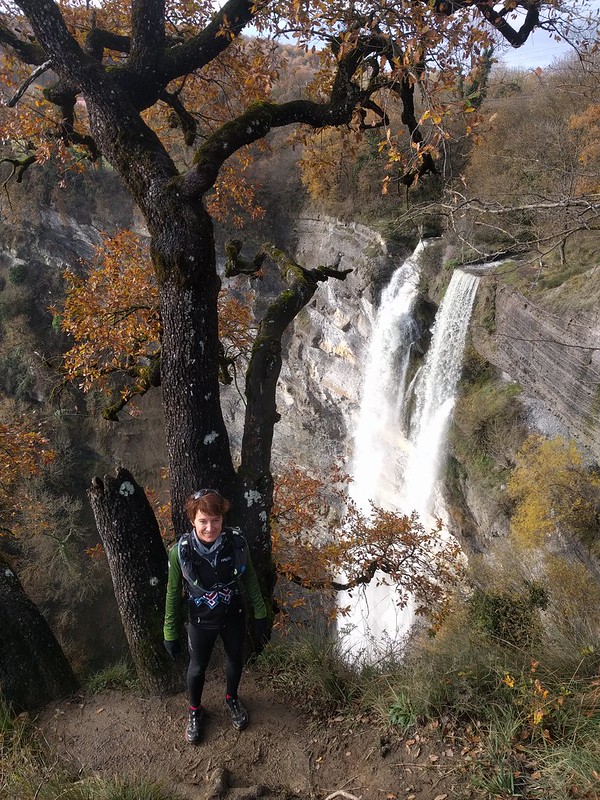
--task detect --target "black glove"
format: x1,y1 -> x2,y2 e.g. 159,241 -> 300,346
254,617 -> 271,649
163,638 -> 181,661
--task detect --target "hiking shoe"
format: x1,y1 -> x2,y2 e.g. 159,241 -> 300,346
186,707 -> 203,744
226,697 -> 249,731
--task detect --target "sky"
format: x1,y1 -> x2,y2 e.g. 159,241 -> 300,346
494,0 -> 599,70
496,29 -> 577,69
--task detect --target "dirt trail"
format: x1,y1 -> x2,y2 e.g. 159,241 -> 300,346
36,667 -> 475,800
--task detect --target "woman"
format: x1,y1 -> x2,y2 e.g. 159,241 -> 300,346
163,489 -> 269,744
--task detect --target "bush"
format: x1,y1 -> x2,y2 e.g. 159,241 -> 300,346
467,582 -> 548,647
254,631 -> 359,713
8,263 -> 27,285
0,348 -> 33,400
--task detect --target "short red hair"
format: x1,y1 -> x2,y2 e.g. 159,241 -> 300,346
185,490 -> 230,523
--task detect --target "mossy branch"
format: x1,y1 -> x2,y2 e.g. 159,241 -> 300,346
1,155 -> 37,185
0,21 -> 47,64
225,240 -> 352,285
101,354 -> 161,421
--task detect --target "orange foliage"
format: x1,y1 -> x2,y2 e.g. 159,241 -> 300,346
56,229 -> 160,395
569,103 -> 600,194
0,418 -> 54,535
54,228 -> 257,405
0,0 -> 535,212
272,465 -> 462,620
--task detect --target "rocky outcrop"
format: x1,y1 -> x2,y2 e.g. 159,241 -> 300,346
476,281 -> 600,461
268,215 -> 413,473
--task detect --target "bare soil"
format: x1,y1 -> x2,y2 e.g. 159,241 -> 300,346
35,661 -> 479,800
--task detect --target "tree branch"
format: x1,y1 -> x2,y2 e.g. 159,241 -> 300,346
473,1 -> 540,48
160,88 -> 197,146
239,242 -> 352,486
434,0 -> 541,48
101,353 -> 161,421
130,0 -> 165,71
1,154 -> 37,184
0,20 -> 47,64
4,59 -> 51,107
161,0 -> 264,83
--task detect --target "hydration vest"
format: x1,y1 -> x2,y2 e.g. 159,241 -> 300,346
178,528 -> 248,626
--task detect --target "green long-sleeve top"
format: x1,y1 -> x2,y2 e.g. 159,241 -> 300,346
163,533 -> 267,641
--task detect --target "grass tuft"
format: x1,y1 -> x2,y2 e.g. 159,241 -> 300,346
85,660 -> 137,693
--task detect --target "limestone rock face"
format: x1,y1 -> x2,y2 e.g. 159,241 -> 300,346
477,283 -> 600,460
269,215 -> 410,474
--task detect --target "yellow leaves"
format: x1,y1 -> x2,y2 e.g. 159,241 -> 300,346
421,109 -> 443,125
507,435 -> 600,549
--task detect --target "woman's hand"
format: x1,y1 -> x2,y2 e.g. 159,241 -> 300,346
254,617 -> 271,651
163,638 -> 181,660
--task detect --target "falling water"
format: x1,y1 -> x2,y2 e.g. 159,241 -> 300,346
350,241 -> 425,512
339,261 -> 480,660
338,241 -> 426,659
403,270 -> 481,519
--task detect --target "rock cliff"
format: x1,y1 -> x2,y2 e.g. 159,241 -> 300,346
264,215 -> 413,475
475,280 -> 600,461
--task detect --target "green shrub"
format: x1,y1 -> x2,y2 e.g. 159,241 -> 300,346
467,582 -> 548,648
8,263 -> 27,285
254,631 -> 358,713
0,348 -> 33,400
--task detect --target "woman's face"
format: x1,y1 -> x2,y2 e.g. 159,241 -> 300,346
193,509 -> 223,544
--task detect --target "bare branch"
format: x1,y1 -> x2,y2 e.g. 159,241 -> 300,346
4,59 -> 51,107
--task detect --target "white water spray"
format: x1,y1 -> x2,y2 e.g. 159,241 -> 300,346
350,241 -> 425,513
403,270 -> 480,519
339,259 -> 480,660
338,242 -> 426,660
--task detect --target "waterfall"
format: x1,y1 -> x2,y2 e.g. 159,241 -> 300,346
403,270 -> 480,519
350,241 -> 425,513
338,260 -> 480,661
338,242 -> 426,660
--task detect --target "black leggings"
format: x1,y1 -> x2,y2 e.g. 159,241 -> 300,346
187,615 -> 246,708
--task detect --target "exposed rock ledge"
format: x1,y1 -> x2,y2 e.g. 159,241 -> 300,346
477,282 -> 600,460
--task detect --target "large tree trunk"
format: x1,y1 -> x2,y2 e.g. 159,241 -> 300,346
153,202 -> 237,537
88,468 -> 175,694
0,555 -> 77,711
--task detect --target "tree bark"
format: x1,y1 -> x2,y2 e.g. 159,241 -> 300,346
154,201 -> 237,536
234,245 -> 352,601
88,468 -> 175,694
0,555 -> 77,711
